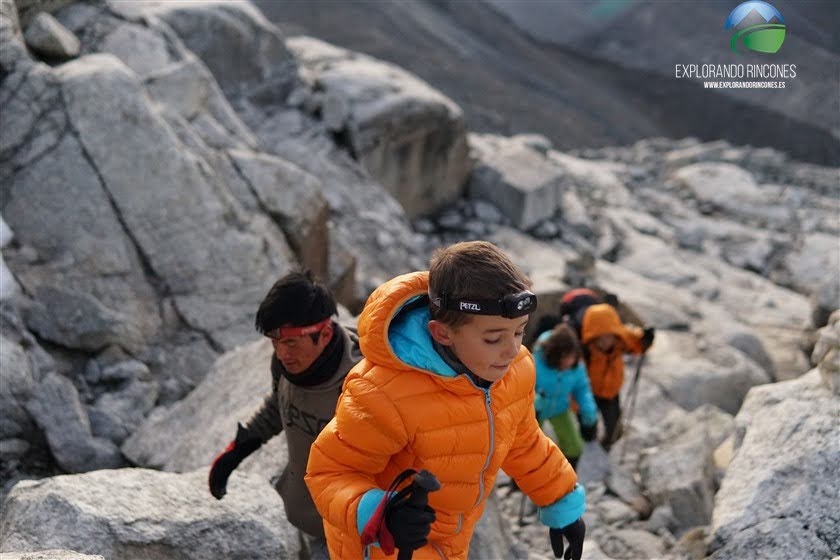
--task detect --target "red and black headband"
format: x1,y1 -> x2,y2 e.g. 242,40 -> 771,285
265,318 -> 331,339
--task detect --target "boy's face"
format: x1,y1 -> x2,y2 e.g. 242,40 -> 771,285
592,333 -> 618,354
430,315 -> 529,383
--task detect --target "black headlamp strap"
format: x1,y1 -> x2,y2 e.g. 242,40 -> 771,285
430,290 -> 537,318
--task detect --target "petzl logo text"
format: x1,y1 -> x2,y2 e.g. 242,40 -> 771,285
726,1 -> 786,54
459,302 -> 480,312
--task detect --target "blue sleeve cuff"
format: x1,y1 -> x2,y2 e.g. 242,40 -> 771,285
539,483 -> 586,529
356,488 -> 387,536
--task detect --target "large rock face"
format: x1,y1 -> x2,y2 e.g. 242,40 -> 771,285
122,339 -> 287,479
109,0 -> 295,99
486,1 -> 839,164
1,551 -> 105,560
285,36 -> 471,220
469,134 -> 564,229
639,405 -> 734,532
708,371 -> 840,559
0,469 -> 300,560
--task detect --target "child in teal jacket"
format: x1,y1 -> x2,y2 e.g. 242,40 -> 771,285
533,324 -> 599,470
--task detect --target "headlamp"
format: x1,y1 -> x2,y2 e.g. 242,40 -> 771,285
431,290 -> 538,319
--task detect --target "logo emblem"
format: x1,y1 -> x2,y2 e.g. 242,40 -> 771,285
460,302 -> 480,312
516,297 -> 531,311
725,1 -> 786,54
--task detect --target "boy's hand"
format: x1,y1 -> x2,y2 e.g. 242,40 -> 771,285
549,518 -> 585,560
641,327 -> 655,351
208,423 -> 261,499
385,500 -> 436,552
579,421 -> 597,442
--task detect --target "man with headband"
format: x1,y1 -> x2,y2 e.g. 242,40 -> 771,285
208,270 -> 362,559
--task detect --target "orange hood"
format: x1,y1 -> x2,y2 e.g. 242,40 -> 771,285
581,304 -> 635,348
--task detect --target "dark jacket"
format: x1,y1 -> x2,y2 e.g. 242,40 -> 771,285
245,322 -> 362,537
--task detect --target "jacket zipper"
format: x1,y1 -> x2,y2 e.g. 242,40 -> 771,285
464,377 -> 495,507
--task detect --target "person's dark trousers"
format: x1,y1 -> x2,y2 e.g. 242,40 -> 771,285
595,395 -> 621,450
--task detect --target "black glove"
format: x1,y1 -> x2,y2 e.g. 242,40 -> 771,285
641,327 -> 655,351
550,518 -> 585,560
579,420 -> 598,442
385,494 -> 436,552
208,423 -> 262,499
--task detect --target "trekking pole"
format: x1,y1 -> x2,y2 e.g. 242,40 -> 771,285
618,352 -> 646,464
517,491 -> 528,525
398,470 -> 441,560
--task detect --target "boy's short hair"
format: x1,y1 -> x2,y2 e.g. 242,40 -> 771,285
255,270 -> 336,340
429,241 -> 531,327
539,323 -> 582,368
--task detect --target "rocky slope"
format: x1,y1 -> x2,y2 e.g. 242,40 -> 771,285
1,1 -> 837,559
255,0 -> 839,165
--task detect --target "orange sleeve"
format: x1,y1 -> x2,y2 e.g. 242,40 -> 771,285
622,325 -> 645,355
500,380 -> 577,507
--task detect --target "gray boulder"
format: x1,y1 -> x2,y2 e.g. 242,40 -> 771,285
0,256 -> 19,301
13,0 -> 76,26
2,102 -> 162,356
0,469 -> 300,560
228,149 -> 329,278
784,232 -> 840,297
242,106 -> 427,309
97,20 -> 173,78
24,373 -> 123,473
144,54 -> 257,149
468,492 -> 517,560
709,370 -> 840,559
0,334 -> 38,441
614,230 -> 812,379
56,53 -> 296,349
0,214 -> 12,247
549,151 -> 630,207
469,133 -> 564,229
0,551 -> 105,560
288,36 -> 470,220
640,405 -> 734,531
129,0 -> 296,98
642,331 -> 771,415
23,12 -> 79,59
812,311 -> 840,394
596,528 -> 665,560
88,375 -> 159,446
21,286 -> 144,353
122,338 -> 287,480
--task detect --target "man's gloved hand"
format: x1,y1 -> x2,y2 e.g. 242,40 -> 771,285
208,423 -> 262,499
385,496 -> 436,552
579,420 -> 598,442
549,518 -> 585,560
641,327 -> 655,351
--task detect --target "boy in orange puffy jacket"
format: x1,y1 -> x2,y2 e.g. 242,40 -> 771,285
305,241 -> 586,560
579,304 -> 654,449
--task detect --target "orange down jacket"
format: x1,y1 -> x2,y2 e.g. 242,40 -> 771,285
580,304 -> 645,399
305,272 -> 585,559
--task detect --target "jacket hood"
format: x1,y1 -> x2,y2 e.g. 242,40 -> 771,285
580,303 -> 634,347
357,272 -> 449,376
358,271 -> 529,379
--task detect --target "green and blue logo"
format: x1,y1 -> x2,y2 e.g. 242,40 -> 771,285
725,1 -> 786,54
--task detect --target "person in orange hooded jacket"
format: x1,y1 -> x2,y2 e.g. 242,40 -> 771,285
305,241 -> 586,560
579,304 -> 654,449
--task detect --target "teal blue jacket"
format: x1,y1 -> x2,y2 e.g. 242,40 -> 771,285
533,332 -> 598,426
